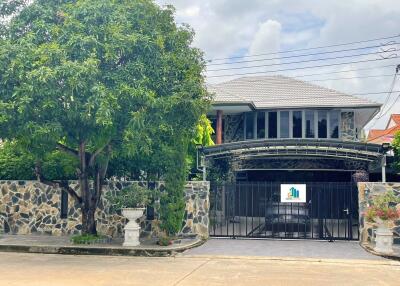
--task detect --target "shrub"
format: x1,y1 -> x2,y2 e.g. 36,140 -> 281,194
365,191 -> 400,223
70,234 -> 107,245
107,184 -> 152,210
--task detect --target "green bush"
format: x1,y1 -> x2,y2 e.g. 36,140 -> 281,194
107,184 -> 153,210
0,141 -> 78,180
393,131 -> 400,172
0,141 -> 35,180
70,234 -> 107,245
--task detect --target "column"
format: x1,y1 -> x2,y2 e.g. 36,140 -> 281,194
216,110 -> 223,145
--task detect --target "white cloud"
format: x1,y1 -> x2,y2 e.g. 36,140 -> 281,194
155,0 -> 400,129
248,20 -> 281,56
176,6 -> 200,17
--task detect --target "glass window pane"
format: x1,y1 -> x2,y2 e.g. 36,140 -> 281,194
245,112 -> 254,139
305,111 -> 315,138
330,110 -> 339,138
257,112 -> 265,139
292,111 -> 302,138
268,112 -> 277,138
280,111 -> 289,138
318,110 -> 328,138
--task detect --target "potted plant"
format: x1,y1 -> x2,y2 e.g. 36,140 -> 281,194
365,191 -> 400,254
108,184 -> 151,247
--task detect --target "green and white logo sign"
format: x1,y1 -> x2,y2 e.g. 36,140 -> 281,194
281,184 -> 306,203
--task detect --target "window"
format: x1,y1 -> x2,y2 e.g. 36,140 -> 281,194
330,110 -> 340,138
268,112 -> 277,138
280,111 -> 290,138
305,110 -> 315,138
318,111 -> 328,138
292,111 -> 302,138
245,112 -> 255,139
257,112 -> 265,139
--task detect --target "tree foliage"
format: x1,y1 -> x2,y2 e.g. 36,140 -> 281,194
393,131 -> 400,172
0,0 -> 208,235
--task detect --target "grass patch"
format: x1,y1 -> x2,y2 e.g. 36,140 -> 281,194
70,234 -> 108,245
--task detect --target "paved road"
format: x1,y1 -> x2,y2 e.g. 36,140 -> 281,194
0,252 -> 399,286
184,238 -> 384,260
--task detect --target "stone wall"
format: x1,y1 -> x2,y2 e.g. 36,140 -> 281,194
341,111 -> 356,141
0,180 -> 210,239
181,181 -> 210,239
224,114 -> 244,143
358,182 -> 400,246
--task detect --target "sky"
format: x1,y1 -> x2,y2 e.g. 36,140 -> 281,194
156,0 -> 400,130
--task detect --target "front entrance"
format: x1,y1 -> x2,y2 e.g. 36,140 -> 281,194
209,182 -> 359,240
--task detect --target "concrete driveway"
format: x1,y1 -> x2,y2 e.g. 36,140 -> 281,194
184,238 -> 384,260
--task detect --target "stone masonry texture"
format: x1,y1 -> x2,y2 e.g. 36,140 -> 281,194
358,182 -> 400,247
0,180 -> 210,239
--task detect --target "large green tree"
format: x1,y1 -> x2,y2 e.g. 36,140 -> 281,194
0,0 -> 208,234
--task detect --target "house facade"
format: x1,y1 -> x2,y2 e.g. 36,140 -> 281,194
203,76 -> 387,240
204,75 -> 384,183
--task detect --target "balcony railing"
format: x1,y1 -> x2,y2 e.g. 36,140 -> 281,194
202,138 -> 384,162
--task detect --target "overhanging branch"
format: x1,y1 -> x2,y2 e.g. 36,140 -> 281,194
56,143 -> 79,158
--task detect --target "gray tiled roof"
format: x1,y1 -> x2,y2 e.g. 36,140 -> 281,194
208,75 -> 381,109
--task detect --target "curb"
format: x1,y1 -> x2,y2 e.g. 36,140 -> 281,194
360,243 -> 400,262
0,238 -> 206,257
180,254 -> 400,266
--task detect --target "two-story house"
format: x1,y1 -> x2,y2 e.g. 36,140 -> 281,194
202,75 -> 386,240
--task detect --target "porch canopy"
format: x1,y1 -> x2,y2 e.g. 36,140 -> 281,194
201,139 -> 384,162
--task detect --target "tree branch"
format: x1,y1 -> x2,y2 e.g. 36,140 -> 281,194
35,162 -> 82,204
89,140 -> 111,167
56,142 -> 79,158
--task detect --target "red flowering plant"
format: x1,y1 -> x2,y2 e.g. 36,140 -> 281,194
365,191 -> 400,224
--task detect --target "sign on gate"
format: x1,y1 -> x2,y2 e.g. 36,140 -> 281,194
281,184 -> 306,203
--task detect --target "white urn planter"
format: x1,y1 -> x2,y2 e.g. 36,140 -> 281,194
122,208 -> 145,247
374,223 -> 394,255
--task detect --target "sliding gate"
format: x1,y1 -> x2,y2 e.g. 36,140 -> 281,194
209,182 -> 359,240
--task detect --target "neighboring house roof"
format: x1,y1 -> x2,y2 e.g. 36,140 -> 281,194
368,114 -> 400,144
386,114 -> 400,129
208,75 -> 381,109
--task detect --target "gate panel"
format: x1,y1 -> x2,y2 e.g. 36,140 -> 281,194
209,182 -> 359,240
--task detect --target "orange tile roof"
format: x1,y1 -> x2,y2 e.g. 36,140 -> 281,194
367,125 -> 400,144
391,114 -> 400,125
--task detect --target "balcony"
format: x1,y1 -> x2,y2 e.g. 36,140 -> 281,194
202,138 -> 384,162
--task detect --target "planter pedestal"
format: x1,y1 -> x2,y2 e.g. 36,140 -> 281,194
374,225 -> 394,255
122,208 -> 145,247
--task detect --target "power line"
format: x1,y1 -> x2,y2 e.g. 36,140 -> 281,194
304,74 -> 394,83
207,42 -> 398,66
287,64 -> 396,79
350,90 -> 400,96
212,74 -> 395,86
207,57 -> 399,78
207,48 -> 400,72
368,67 -> 399,129
207,34 -> 400,62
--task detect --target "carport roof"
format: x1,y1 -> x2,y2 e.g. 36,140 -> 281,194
208,75 -> 381,109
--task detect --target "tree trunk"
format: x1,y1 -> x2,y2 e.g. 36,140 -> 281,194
82,205 -> 97,235
78,141 -> 98,235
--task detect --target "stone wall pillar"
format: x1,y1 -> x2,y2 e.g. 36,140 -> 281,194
181,181 -> 210,239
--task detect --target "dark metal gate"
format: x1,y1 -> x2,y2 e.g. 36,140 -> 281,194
209,182 -> 359,240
